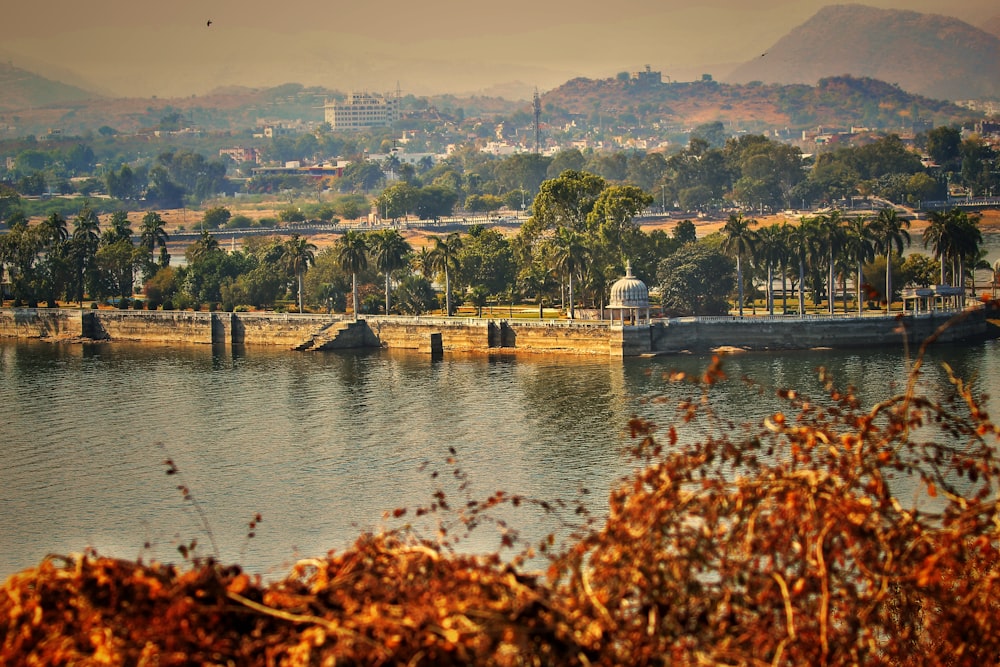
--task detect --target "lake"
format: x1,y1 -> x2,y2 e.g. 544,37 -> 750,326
2,337 -> 998,581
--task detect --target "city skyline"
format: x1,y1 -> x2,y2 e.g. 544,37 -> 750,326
2,0 -> 998,99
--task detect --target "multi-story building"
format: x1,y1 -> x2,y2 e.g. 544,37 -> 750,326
218,147 -> 259,164
324,92 -> 399,130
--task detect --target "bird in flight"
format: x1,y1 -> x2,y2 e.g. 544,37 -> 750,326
207,19 -> 213,27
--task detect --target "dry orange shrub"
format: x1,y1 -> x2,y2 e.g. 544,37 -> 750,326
3,311 -> 1000,665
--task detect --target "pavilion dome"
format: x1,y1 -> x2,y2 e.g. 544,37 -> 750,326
608,261 -> 649,309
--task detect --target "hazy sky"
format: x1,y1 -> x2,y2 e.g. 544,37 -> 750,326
3,0 -> 998,98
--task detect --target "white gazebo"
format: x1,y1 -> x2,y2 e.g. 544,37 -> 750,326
901,285 -> 965,313
607,261 -> 651,325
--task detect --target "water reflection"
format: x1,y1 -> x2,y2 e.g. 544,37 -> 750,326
1,338 -> 996,582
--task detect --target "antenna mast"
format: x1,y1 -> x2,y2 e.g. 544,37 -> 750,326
533,88 -> 541,154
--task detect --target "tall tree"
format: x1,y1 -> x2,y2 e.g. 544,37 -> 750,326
334,231 -> 369,318
923,209 -> 982,299
368,229 -> 411,314
721,213 -> 758,317
813,210 -> 846,314
588,185 -> 654,262
871,207 -> 910,312
755,224 -> 787,316
70,205 -> 100,305
523,170 -> 607,243
139,211 -> 170,279
428,232 -> 463,316
788,220 -> 820,316
40,212 -> 69,247
843,215 -> 877,315
39,213 -> 71,305
187,230 -> 221,264
281,234 -> 317,313
551,227 -> 590,319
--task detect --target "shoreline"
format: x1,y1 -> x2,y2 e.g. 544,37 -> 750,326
2,306 -> 995,358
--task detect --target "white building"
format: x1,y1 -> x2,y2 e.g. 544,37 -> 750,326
324,92 -> 400,130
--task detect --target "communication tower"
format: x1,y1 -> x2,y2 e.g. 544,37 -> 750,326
533,88 -> 541,154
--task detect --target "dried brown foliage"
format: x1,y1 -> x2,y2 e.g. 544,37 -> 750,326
4,313 -> 1000,665
0,537 -> 591,666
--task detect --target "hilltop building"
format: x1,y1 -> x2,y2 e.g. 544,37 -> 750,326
324,92 -> 400,130
630,66 -> 662,85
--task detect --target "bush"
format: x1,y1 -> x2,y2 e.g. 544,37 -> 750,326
226,214 -> 253,229
278,207 -> 306,223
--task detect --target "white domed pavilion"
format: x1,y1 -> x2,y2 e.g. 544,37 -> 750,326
607,261 -> 650,325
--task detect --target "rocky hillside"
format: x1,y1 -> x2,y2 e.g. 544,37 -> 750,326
540,75 -> 973,133
726,5 -> 1000,102
0,62 -> 99,111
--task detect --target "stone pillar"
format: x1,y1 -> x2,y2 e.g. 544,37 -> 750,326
211,313 -> 233,348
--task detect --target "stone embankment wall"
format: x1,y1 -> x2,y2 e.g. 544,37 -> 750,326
0,308 -> 993,356
363,317 -> 625,356
86,311 -> 216,344
0,309 -> 84,340
651,310 -> 992,353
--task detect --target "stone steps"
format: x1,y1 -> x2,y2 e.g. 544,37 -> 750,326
293,321 -> 351,351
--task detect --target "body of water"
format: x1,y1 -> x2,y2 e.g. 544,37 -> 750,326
2,338 -> 998,581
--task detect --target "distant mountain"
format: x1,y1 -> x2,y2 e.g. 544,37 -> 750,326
0,62 -> 101,111
541,74 -> 973,132
982,14 -> 1000,39
0,68 -> 980,138
725,5 -> 1000,101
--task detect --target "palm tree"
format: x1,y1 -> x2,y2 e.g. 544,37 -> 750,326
551,227 -> 589,319
788,220 -> 820,316
721,213 -> 758,317
139,211 -> 170,276
951,212 -> 983,305
755,224 -> 786,316
872,207 -> 910,313
842,215 -> 876,315
776,222 -> 795,315
70,205 -> 100,305
334,230 -> 369,318
104,210 -> 132,245
369,229 -> 412,315
813,210 -> 846,315
923,210 -> 955,285
40,212 -> 69,247
411,246 -> 433,280
188,229 -> 220,263
428,232 -> 463,316
281,234 -> 317,313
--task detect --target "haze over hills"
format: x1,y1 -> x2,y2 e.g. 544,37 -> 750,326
0,4 -> 997,139
725,5 -> 1000,101
4,1 -> 999,101
0,62 -> 101,110
982,13 -> 1000,38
